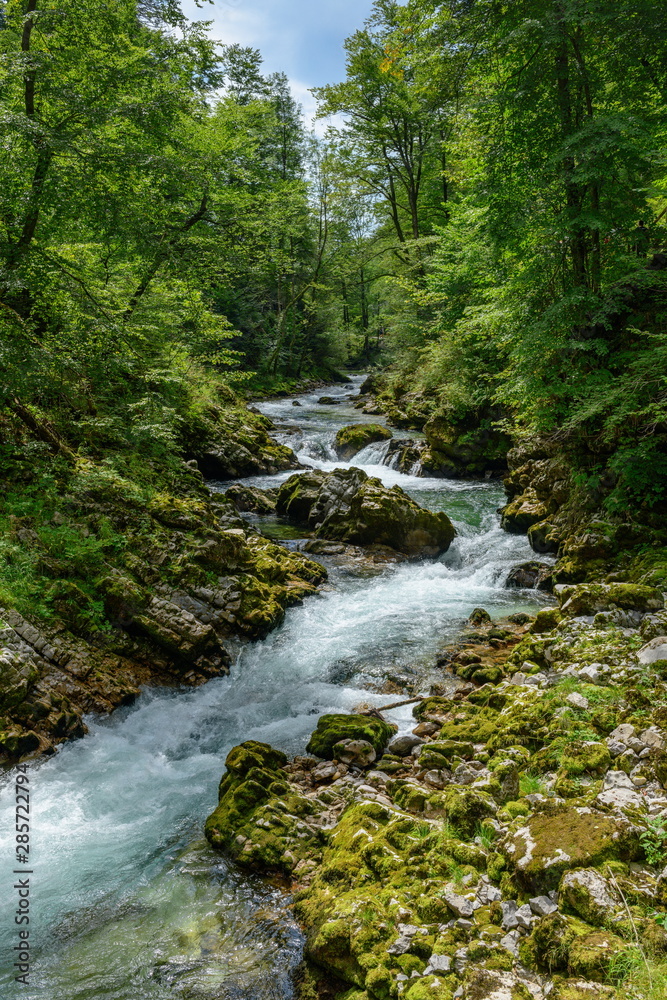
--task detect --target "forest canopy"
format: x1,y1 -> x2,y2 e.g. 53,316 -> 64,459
0,0 -> 666,509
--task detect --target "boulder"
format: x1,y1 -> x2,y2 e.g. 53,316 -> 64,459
275,470 -> 327,523
500,489 -> 553,533
559,868 -> 619,925
505,561 -> 553,590
557,583 -> 664,618
502,805 -> 641,892
276,467 -> 456,558
306,713 -> 396,760
225,484 -> 276,514
527,519 -> 560,554
387,734 -> 425,757
331,738 -> 376,767
334,423 -> 392,460
637,636 -> 667,664
187,405 -> 299,479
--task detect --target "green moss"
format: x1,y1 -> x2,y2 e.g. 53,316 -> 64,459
307,714 -> 396,759
560,741 -> 611,776
568,929 -> 629,980
503,806 -> 641,892
404,976 -> 455,1000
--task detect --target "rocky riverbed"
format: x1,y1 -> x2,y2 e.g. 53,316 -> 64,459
4,378 -> 662,1000
207,582 -> 667,1000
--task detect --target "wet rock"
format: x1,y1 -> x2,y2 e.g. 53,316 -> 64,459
469,607 -> 492,626
528,519 -> 560,554
500,489 -> 553,533
225,484 -> 276,514
334,423 -> 392,460
318,396 -> 341,405
506,562 -> 553,590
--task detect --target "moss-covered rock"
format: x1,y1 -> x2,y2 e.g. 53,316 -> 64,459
502,806 -> 641,892
559,868 -> 619,925
568,929 -> 628,981
225,483 -> 277,514
500,490 -> 554,533
185,404 -> 299,479
307,714 -> 396,760
277,467 -> 456,558
557,583 -> 664,617
334,424 -> 392,461
205,740 -> 331,875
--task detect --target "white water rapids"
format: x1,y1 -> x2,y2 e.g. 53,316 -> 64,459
0,377 -> 549,999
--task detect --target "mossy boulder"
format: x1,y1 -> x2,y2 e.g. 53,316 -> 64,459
528,519 -> 560,555
530,608 -> 563,633
442,786 -> 497,838
559,868 -> 619,925
568,930 -> 628,981
278,468 -> 456,557
205,740 -> 328,874
225,484 -> 276,514
502,806 -> 641,892
185,404 -> 299,479
307,714 -> 396,760
557,582 -> 664,617
335,424 -> 392,460
559,742 -> 611,777
500,489 -> 554,533
276,470 -> 328,522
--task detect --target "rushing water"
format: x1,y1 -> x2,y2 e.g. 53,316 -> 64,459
0,377 -> 550,999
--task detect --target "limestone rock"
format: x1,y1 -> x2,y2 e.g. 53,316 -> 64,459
559,868 -> 619,925
443,889 -> 475,918
506,561 -> 553,590
637,636 -> 667,665
332,738 -> 376,767
502,805 -> 641,891
388,735 -> 425,757
557,583 -> 664,618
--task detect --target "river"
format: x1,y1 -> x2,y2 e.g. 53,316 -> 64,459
0,377 -> 549,999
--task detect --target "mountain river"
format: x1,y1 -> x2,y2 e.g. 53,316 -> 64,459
0,377 -> 551,999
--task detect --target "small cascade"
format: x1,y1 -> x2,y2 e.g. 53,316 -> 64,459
352,438 -> 393,465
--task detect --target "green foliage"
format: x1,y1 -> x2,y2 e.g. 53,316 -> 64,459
640,818 -> 667,867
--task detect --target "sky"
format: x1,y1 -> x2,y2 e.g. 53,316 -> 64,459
180,0 -> 375,124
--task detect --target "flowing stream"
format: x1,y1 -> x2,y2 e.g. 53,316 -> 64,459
0,377 -> 550,999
